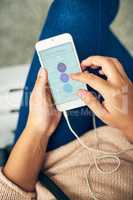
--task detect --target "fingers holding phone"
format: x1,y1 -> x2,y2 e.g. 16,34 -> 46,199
27,68 -> 61,138
71,56 -> 133,142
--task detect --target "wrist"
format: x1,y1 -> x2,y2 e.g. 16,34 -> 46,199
25,120 -> 51,140
3,125 -> 49,193
24,124 -> 50,143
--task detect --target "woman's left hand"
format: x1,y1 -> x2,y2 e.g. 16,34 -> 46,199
26,67 -> 61,138
3,68 -> 61,192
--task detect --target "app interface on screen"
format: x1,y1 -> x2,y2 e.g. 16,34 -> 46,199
39,42 -> 85,105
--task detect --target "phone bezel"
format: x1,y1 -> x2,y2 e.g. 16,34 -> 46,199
36,33 -> 86,111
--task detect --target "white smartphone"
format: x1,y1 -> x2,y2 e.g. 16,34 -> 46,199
36,33 -> 87,111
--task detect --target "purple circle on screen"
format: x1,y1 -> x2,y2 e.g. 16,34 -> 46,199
60,73 -> 69,82
57,63 -> 67,72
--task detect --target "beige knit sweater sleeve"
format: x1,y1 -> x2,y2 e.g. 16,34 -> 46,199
0,168 -> 36,200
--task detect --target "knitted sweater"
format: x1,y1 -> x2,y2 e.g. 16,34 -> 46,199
0,126 -> 133,200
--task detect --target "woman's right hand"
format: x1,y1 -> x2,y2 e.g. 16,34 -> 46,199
71,56 -> 133,143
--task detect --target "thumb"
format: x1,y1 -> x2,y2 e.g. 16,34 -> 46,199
36,67 -> 48,91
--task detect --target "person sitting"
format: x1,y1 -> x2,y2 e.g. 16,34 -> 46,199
15,0 -> 133,151
0,1 -> 133,199
0,56 -> 133,200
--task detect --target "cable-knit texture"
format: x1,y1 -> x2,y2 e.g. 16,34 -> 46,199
0,126 -> 133,200
0,168 -> 36,199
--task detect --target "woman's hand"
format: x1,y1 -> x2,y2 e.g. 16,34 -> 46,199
3,68 -> 61,192
26,67 -> 61,138
71,56 -> 133,143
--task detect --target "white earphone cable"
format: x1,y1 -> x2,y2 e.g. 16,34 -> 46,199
63,110 -> 133,200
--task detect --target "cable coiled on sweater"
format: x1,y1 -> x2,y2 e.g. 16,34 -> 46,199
63,111 -> 133,200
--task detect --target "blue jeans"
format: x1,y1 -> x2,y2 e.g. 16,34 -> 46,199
15,0 -> 133,151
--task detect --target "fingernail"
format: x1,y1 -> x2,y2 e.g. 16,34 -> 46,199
70,73 -> 74,76
78,90 -> 86,98
69,73 -> 75,78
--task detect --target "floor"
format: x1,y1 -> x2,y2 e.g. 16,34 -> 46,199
0,0 -> 52,67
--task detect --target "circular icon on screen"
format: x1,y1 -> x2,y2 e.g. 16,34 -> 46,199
57,63 -> 67,72
60,73 -> 69,82
63,84 -> 73,93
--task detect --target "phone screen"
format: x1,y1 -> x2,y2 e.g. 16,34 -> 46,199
39,42 -> 85,105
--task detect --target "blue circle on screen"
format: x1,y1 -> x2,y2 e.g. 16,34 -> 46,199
63,84 -> 73,93
60,73 -> 69,82
57,63 -> 67,72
